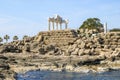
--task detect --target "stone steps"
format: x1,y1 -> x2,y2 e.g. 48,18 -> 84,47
35,30 -> 78,50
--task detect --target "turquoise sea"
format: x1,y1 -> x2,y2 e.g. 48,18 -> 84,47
16,70 -> 120,80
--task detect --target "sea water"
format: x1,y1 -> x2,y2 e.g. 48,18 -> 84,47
16,70 -> 120,80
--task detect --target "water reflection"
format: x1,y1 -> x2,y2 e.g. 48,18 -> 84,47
16,70 -> 120,80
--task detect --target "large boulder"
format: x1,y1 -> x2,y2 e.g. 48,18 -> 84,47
0,46 -> 6,53
71,48 -> 79,55
34,35 -> 43,42
78,49 -> 84,56
84,49 -> 91,55
30,42 -> 40,53
22,43 -> 30,53
80,41 -> 86,49
39,47 -> 46,54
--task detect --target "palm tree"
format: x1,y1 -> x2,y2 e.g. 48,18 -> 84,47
13,35 -> 19,41
4,35 -> 10,43
23,35 -> 28,40
0,37 -> 3,43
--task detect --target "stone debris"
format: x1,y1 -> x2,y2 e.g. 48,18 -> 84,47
0,30 -> 120,79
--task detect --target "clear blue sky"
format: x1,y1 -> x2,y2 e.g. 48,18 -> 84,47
0,0 -> 120,40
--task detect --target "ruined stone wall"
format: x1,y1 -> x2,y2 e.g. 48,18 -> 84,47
0,29 -> 119,56
66,32 -> 120,57
99,32 -> 120,46
35,30 -> 78,49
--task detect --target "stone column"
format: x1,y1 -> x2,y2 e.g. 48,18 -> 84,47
48,21 -> 50,31
65,23 -> 68,29
65,19 -> 68,29
52,21 -> 54,30
56,22 -> 58,30
60,23 -> 62,30
104,23 -> 107,33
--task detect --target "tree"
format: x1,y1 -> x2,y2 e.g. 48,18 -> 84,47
110,28 -> 120,32
23,35 -> 29,40
80,18 -> 103,32
0,37 -> 3,43
4,35 -> 10,43
13,35 -> 19,41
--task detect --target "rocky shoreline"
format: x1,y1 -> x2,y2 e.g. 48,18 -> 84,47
0,30 -> 120,80
1,52 -> 120,80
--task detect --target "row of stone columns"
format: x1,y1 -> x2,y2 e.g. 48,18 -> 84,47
48,21 -> 68,30
48,15 -> 68,31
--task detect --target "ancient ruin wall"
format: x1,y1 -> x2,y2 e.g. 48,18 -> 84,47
35,30 -> 78,49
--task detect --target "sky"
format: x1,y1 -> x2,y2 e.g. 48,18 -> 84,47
0,0 -> 120,40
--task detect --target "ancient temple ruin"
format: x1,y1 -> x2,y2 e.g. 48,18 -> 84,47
48,15 -> 69,31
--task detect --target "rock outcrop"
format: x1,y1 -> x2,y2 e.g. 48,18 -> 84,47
0,30 -> 78,55
0,30 -> 119,80
0,30 -> 119,58
66,32 -> 120,58
0,55 -> 15,80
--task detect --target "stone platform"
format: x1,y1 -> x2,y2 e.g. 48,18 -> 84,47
35,30 -> 78,49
